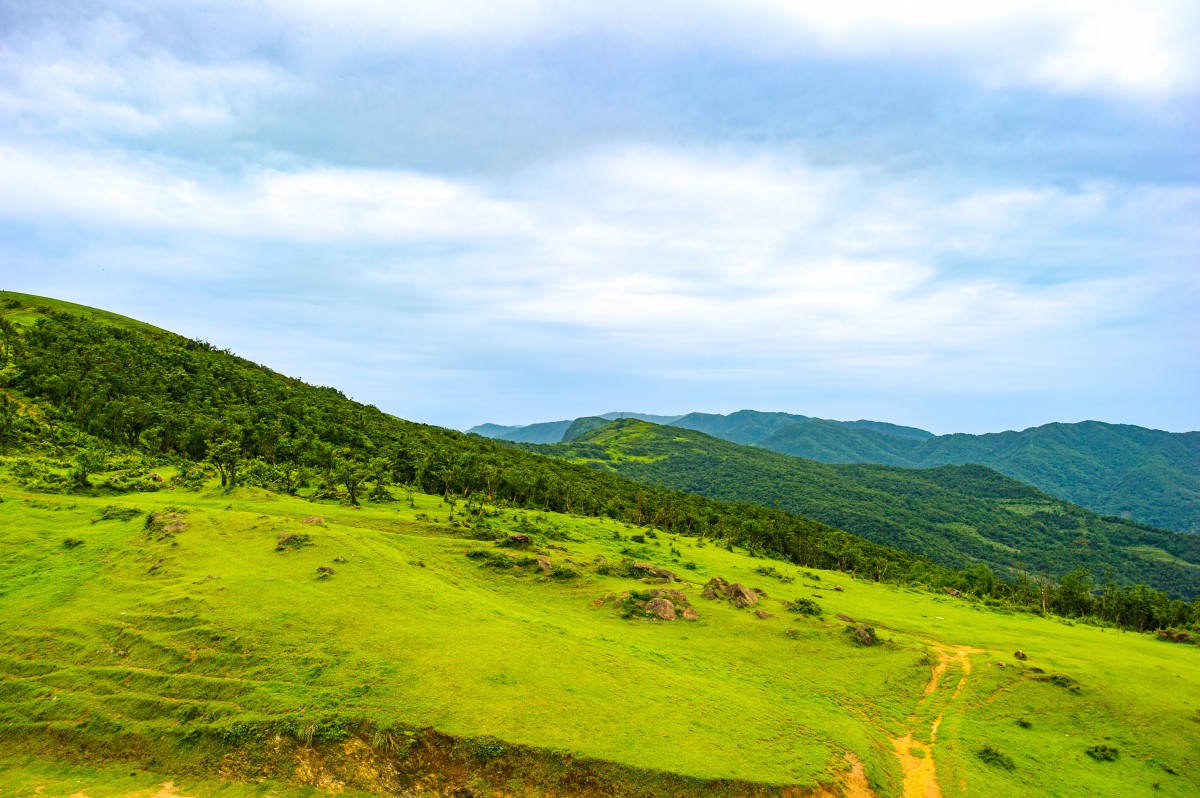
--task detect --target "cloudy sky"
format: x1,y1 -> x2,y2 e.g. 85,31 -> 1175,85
2,1 -> 1197,434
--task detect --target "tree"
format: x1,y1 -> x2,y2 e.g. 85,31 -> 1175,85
70,447 -> 105,489
0,392 -> 17,451
335,458 -> 368,506
208,439 -> 241,489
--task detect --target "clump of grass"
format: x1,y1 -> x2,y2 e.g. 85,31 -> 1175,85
976,745 -> 1015,770
316,565 -> 335,580
1016,718 -> 1033,729
755,565 -> 795,583
61,537 -> 84,549
276,532 -> 313,551
94,504 -> 141,523
1086,745 -> 1119,761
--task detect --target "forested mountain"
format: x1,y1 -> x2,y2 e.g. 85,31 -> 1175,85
468,411 -> 684,443
532,420 -> 1200,599
759,419 -> 1200,534
473,408 -> 1200,534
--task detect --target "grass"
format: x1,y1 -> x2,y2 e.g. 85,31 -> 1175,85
1,462 -> 1198,797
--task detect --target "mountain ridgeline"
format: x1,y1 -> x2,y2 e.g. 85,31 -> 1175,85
473,409 -> 1200,534
529,421 -> 1200,600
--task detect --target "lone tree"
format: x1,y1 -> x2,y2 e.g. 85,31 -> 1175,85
208,439 -> 241,489
335,458 -> 369,506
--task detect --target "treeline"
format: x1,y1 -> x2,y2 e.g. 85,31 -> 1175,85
0,299 -> 1196,636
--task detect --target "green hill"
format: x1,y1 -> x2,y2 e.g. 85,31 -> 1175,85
760,420 -> 1200,535
534,421 -> 1200,599
475,408 -> 1199,534
2,291 -> 1198,797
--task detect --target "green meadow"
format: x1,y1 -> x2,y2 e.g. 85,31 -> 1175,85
2,466 -> 1196,797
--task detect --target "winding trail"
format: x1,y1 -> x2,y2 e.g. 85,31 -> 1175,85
887,644 -> 986,798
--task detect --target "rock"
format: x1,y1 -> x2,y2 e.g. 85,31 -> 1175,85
681,607 -> 699,621
505,533 -> 532,547
649,589 -> 689,606
645,598 -> 677,620
702,587 -> 720,600
536,555 -> 552,573
634,562 -> 680,581
727,583 -> 759,608
943,586 -> 962,597
1014,650 -> 1027,660
755,610 -> 774,620
833,585 -> 844,592
302,516 -> 324,525
836,613 -> 856,623
642,577 -> 671,584
853,626 -> 876,646
147,561 -> 162,573
1158,630 -> 1195,644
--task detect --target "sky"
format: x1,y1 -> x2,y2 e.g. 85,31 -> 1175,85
1,1 -> 1197,434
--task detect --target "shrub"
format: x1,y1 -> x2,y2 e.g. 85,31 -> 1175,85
976,745 -> 1015,770
1086,745 -> 1119,762
276,532 -> 313,551
784,597 -> 823,616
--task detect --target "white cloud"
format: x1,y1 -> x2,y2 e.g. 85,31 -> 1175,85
252,0 -> 1200,96
0,13 -> 295,135
5,140 -> 1189,382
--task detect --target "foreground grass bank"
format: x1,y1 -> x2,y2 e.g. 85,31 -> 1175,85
1,470 -> 1197,797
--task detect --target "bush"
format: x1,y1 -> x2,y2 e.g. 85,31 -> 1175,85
976,745 -> 1015,770
1086,745 -> 1119,761
784,597 -> 823,616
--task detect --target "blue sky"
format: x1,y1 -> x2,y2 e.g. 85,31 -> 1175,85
2,1 -> 1197,434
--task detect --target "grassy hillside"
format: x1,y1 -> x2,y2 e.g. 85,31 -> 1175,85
534,421 -> 1200,600
2,471 -> 1198,797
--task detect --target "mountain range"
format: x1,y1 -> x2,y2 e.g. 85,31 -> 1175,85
472,409 -> 1200,534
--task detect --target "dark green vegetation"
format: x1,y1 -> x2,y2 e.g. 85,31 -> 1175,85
533,421 -> 1200,610
473,409 -> 1200,534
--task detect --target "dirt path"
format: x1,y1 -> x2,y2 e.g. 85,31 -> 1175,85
885,644 -> 986,798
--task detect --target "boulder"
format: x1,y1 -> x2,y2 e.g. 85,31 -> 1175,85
648,589 -> 689,606
681,607 -> 699,621
852,626 -> 876,646
1014,650 -> 1028,660
645,598 -> 677,620
642,577 -> 671,585
836,613 -> 856,623
505,533 -> 532,548
943,586 -> 962,597
755,610 -> 774,620
536,555 -> 552,573
727,583 -> 759,608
